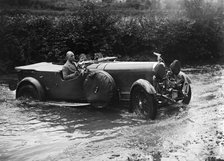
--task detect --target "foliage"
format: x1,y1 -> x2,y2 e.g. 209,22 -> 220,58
0,1 -> 224,73
0,0 -> 67,10
69,2 -> 119,56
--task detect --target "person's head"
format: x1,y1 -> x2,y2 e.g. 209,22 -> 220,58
66,51 -> 75,62
94,52 -> 103,60
79,53 -> 87,62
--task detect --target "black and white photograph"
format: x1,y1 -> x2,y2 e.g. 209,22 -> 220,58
0,0 -> 224,160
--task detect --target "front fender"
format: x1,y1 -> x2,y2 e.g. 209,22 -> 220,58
179,71 -> 191,95
179,71 -> 191,84
16,77 -> 45,100
130,79 -> 156,95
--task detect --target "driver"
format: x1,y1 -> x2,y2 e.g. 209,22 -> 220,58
62,51 -> 85,80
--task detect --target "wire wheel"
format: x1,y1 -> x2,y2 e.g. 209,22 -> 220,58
131,86 -> 157,120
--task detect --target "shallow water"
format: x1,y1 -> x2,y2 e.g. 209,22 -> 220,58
0,66 -> 224,161
0,83 -> 147,161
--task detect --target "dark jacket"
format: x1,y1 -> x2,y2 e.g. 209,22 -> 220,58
62,60 -> 80,80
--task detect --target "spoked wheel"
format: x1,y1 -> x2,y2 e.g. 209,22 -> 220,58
131,86 -> 157,120
182,85 -> 191,104
16,84 -> 39,100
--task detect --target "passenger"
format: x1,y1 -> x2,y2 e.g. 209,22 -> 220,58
78,53 -> 94,68
94,52 -> 112,62
77,53 -> 87,69
79,53 -> 87,62
62,51 -> 85,80
94,52 -> 103,61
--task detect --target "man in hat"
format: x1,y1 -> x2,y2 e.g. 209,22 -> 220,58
62,51 -> 85,80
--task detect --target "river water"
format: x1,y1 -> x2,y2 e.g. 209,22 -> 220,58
0,65 -> 224,161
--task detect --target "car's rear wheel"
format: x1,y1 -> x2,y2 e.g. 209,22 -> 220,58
182,85 -> 191,104
83,71 -> 116,108
131,86 -> 157,120
17,84 -> 39,100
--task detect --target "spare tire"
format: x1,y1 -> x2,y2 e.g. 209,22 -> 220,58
83,70 -> 116,108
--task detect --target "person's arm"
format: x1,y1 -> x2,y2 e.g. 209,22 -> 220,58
62,66 -> 81,80
78,60 -> 94,67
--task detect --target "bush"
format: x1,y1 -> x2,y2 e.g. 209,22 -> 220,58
161,0 -> 224,63
0,1 -> 224,73
66,2 -> 119,57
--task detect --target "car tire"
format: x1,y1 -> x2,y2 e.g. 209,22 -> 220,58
182,85 -> 191,104
83,70 -> 116,108
17,84 -> 39,100
131,86 -> 157,120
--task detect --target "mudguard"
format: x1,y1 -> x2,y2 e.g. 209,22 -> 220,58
16,77 -> 46,100
179,71 -> 191,95
179,71 -> 191,84
130,79 -> 156,95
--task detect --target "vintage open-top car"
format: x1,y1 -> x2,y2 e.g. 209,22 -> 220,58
11,53 -> 191,119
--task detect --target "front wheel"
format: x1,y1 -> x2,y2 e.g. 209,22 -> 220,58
16,84 -> 39,100
131,86 -> 157,120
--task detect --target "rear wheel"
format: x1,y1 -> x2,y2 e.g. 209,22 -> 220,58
17,84 -> 39,100
131,86 -> 157,120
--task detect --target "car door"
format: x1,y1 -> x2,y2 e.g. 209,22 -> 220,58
41,71 -> 86,102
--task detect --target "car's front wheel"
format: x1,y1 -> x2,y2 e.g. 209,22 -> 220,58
131,86 -> 157,120
16,84 -> 39,100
